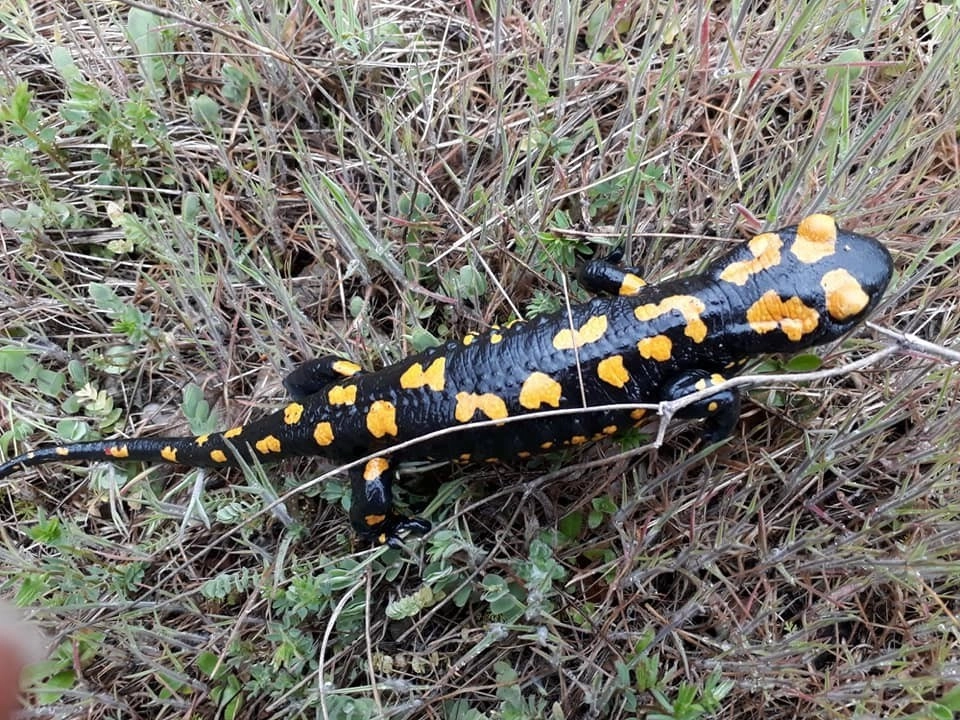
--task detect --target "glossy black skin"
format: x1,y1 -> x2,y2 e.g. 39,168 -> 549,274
0,216 -> 893,545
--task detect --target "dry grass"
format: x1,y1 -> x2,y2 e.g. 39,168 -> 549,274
2,0 -> 960,718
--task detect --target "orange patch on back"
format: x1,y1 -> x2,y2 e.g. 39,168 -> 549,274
597,355 -> 630,388
619,273 -> 646,296
719,232 -> 783,286
313,422 -> 334,446
283,402 -> 304,424
519,372 -> 562,410
634,295 -> 707,343
332,359 -> 363,377
552,315 -> 609,350
161,446 -> 177,462
821,268 -> 870,320
363,457 -> 390,481
255,435 -> 281,454
399,357 -> 446,391
210,449 -> 227,463
455,392 -> 509,422
328,385 -> 358,405
223,427 -> 243,439
637,334 -> 672,361
366,400 -> 398,438
106,445 -> 129,458
791,214 -> 837,263
746,290 -> 820,341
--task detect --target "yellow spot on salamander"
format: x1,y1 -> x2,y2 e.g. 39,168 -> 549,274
459,453 -> 471,462
517,451 -> 531,458
719,232 -> 783,286
365,514 -> 386,526
255,435 -> 281,454
283,403 -> 304,424
597,355 -> 630,388
708,401 -> 718,412
313,422 -> 334,446
603,425 -> 618,434
399,357 -> 446,391
637,335 -> 672,362
746,290 -> 820,341
224,427 -> 243,439
570,435 -> 588,445
363,457 -> 390,481
552,315 -> 609,350
366,400 -> 398,438
519,372 -> 562,410
821,268 -> 870,320
463,333 -> 478,346
619,273 -> 646,296
634,295 -> 707,343
791,214 -> 837,263
630,408 -> 646,420
328,384 -> 357,405
55,447 -> 70,456
161,446 -> 177,462
490,332 -> 503,344
455,392 -> 509,422
210,449 -> 227,463
694,374 -> 725,392
332,359 -> 363,377
540,441 -> 553,450
195,434 -> 210,447
106,445 -> 129,458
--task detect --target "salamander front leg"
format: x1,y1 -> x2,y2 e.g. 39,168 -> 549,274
349,457 -> 431,547
284,355 -> 364,400
661,370 -> 741,444
578,247 -> 647,296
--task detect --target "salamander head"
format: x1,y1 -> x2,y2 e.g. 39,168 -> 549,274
713,214 -> 893,351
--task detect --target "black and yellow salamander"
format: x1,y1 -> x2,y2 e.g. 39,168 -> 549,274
0,214 -> 893,545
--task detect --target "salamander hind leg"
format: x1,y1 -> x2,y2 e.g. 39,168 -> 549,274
578,247 -> 647,296
350,457 -> 431,547
661,370 -> 742,444
283,356 -> 364,399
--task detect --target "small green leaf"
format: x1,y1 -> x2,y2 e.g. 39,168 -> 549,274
558,511 -> 584,541
826,48 -> 865,82
196,651 -> 222,678
127,8 -> 167,84
56,419 -> 91,442
939,684 -> 960,710
189,94 -> 220,127
15,573 -> 50,606
408,326 -> 441,351
50,46 -> 81,81
222,65 -> 251,105
785,353 -> 822,372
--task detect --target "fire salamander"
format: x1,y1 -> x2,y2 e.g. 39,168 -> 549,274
0,215 -> 893,545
